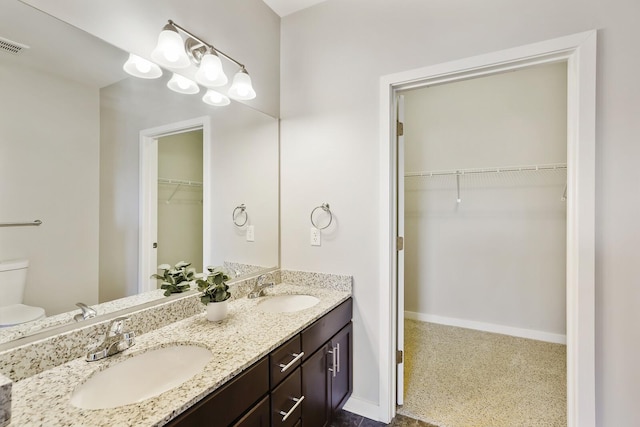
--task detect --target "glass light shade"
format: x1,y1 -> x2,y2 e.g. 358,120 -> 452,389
195,52 -> 228,87
202,89 -> 230,107
167,73 -> 200,94
228,69 -> 256,100
123,53 -> 162,79
151,25 -> 190,69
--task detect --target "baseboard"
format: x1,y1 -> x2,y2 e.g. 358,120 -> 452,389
342,395 -> 383,421
405,311 -> 567,344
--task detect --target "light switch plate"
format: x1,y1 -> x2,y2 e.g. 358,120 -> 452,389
310,227 -> 321,246
246,225 -> 255,242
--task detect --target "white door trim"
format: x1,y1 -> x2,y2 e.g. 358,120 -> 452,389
378,31 -> 596,426
138,116 -> 212,294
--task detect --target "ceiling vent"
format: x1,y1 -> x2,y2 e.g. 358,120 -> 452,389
0,36 -> 29,55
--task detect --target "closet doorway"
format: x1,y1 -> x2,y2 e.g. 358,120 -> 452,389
156,130 -> 204,272
379,32 -> 596,427
138,117 -> 211,293
397,62 -> 568,426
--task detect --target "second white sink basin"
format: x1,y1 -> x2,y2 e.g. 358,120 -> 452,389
256,295 -> 320,313
70,344 -> 212,409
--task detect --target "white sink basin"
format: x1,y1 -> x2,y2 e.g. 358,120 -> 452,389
256,295 -> 320,313
70,345 -> 212,409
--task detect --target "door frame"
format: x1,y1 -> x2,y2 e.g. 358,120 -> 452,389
138,116 -> 212,293
378,31 -> 596,426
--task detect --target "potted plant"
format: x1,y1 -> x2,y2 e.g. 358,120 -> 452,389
196,266 -> 232,321
151,261 -> 196,296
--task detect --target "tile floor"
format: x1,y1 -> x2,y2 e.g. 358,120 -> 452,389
331,410 -> 439,427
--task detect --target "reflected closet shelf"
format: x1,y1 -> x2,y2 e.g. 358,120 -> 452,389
404,163 -> 567,178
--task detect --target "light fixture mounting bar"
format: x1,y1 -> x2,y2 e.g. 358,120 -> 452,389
168,19 -> 245,69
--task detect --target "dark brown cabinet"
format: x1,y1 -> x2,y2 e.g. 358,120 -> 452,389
165,298 -> 352,427
300,299 -> 353,427
329,323 -> 352,412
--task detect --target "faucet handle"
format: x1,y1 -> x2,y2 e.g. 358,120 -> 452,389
107,316 -> 129,336
256,272 -> 274,286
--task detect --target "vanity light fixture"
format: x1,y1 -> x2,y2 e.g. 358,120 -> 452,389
151,22 -> 191,69
167,73 -> 200,94
195,48 -> 228,87
150,19 -> 256,102
228,67 -> 256,100
202,89 -> 230,106
123,53 -> 163,79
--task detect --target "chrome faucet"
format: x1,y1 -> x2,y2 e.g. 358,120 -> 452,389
86,316 -> 135,361
247,273 -> 275,299
74,302 -> 97,322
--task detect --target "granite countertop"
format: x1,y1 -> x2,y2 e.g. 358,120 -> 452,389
10,283 -> 351,427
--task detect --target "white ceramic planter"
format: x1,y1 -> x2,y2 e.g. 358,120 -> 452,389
206,300 -> 228,321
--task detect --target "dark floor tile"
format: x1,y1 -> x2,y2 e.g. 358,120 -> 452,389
332,410 -> 438,427
331,409 -> 364,427
360,417 -> 387,427
389,414 -> 440,427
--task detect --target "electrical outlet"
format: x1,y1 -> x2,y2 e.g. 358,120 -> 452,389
310,227 -> 321,246
246,225 -> 255,242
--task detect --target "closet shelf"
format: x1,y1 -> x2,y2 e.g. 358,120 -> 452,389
405,163 -> 567,178
158,177 -> 203,204
158,177 -> 203,187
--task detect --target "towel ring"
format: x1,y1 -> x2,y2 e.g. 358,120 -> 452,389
232,204 -> 248,227
310,203 -> 333,230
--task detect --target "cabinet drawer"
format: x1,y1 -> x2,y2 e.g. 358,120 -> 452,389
301,298 -> 352,360
271,368 -> 303,427
166,357 -> 269,427
233,395 -> 270,427
270,334 -> 302,389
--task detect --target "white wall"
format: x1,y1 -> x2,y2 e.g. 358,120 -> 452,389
280,0 -> 640,424
209,107 -> 280,270
158,131 -> 203,271
403,63 -> 567,337
0,60 -> 99,315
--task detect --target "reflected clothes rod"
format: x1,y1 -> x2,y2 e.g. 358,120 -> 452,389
0,219 -> 42,227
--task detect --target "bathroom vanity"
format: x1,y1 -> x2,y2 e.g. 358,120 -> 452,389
167,298 -> 352,427
7,279 -> 352,427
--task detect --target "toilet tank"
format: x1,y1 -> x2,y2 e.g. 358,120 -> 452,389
0,259 -> 29,306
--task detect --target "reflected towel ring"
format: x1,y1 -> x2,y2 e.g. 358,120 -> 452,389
232,204 -> 248,227
310,203 -> 332,230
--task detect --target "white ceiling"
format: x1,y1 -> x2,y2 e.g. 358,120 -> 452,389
261,0 -> 327,17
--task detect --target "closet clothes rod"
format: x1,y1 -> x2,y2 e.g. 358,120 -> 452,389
405,163 -> 567,178
158,177 -> 203,187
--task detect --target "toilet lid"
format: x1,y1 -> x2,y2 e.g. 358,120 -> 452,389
0,304 -> 46,327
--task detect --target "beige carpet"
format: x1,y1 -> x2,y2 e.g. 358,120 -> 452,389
398,320 -> 566,427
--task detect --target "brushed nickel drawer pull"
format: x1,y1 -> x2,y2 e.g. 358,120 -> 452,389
328,346 -> 337,378
279,396 -> 305,422
336,342 -> 341,373
278,352 -> 304,373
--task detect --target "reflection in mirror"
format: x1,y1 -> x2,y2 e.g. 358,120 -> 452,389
0,0 -> 279,344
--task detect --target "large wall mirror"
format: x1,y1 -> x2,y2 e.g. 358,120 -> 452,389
0,0 -> 279,344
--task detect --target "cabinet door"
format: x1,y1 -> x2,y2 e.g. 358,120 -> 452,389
301,344 -> 331,427
330,322 -> 352,412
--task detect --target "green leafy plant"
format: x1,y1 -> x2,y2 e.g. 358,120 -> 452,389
197,266 -> 232,304
151,261 -> 196,297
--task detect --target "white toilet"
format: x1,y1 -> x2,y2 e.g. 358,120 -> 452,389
0,259 -> 46,327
